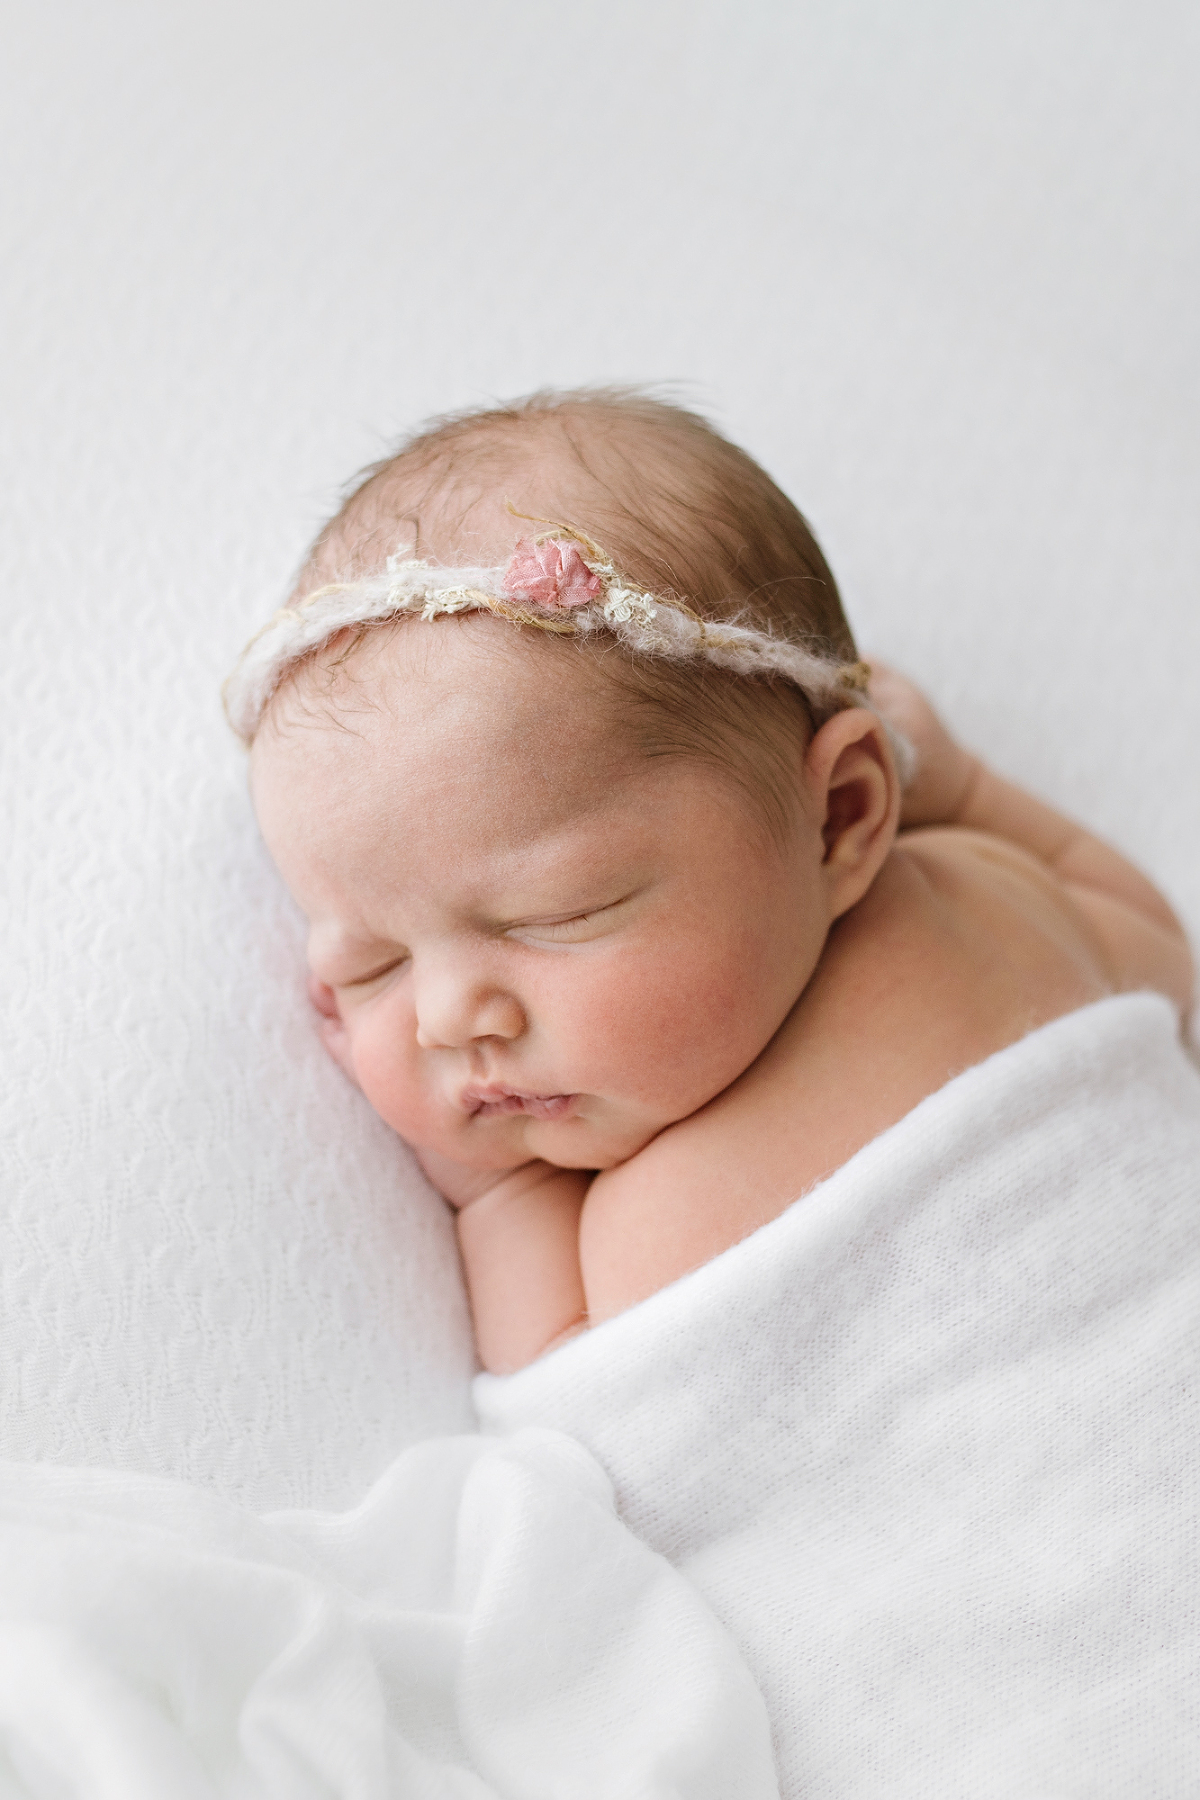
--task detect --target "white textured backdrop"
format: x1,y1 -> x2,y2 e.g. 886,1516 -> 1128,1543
2,0 -> 1197,1509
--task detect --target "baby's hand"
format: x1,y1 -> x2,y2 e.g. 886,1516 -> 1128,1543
417,1147 -> 593,1370
414,1144 -> 546,1212
867,663 -> 981,830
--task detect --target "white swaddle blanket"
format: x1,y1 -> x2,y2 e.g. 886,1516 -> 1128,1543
0,1431 -> 775,1798
478,993 -> 1200,1799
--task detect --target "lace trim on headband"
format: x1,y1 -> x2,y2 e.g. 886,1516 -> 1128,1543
222,517 -> 878,748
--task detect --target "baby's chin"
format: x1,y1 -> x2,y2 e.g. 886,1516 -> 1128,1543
422,1107 -> 661,1175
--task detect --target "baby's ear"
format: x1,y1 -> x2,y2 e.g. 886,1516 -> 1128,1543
307,973 -> 340,1019
805,707 -> 901,920
306,974 -> 358,1085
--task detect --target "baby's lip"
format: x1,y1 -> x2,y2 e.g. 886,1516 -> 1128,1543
460,1086 -> 578,1121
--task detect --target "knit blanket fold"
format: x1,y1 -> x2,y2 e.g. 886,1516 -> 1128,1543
476,993 -> 1200,1800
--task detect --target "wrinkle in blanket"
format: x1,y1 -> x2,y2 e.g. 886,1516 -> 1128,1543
0,1429 -> 777,1799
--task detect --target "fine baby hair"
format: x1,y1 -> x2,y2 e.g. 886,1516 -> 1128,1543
224,390 -> 906,818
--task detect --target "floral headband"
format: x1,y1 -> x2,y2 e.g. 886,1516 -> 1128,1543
222,517 -> 878,747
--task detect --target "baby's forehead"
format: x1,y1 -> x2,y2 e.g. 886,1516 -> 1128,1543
253,643 -> 727,931
259,617 -> 643,810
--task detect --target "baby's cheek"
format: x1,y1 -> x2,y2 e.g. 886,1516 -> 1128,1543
345,1002 -> 434,1143
581,949 -> 759,1098
347,1004 -> 526,1167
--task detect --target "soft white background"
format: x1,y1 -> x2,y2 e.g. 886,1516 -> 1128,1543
3,0 -> 1197,1509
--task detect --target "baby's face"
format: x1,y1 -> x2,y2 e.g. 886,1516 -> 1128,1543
251,620 -> 835,1174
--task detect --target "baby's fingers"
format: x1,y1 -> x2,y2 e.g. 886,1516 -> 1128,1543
415,1145 -> 539,1211
865,661 -> 977,829
865,663 -> 940,740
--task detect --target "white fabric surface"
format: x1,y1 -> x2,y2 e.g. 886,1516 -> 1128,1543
0,1428 -> 775,1799
2,2 -> 1197,1508
477,995 -> 1200,1799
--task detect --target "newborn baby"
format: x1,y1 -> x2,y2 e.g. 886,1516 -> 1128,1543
230,390 -> 1193,1374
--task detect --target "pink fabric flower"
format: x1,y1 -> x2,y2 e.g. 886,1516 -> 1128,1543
504,538 -> 603,610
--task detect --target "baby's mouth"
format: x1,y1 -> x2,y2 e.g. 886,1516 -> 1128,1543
460,1086 -> 578,1121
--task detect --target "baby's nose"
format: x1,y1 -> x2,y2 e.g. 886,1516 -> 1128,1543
413,967 -> 526,1050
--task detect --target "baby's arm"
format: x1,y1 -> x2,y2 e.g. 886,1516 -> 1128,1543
870,667 -> 1195,1011
416,1148 -> 589,1374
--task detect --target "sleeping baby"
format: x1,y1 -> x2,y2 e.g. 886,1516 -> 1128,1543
226,389 -> 1194,1376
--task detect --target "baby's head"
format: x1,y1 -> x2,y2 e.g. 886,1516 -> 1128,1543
240,391 -> 901,1173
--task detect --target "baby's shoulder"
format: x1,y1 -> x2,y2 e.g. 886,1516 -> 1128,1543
895,821 -> 1078,906
816,823 -> 1117,1078
885,824 -> 1123,997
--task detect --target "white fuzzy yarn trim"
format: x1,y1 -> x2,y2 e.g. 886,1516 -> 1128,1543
222,550 -> 916,783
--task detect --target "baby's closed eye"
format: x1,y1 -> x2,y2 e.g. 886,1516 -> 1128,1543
507,891 -> 643,945
309,954 -> 410,1005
